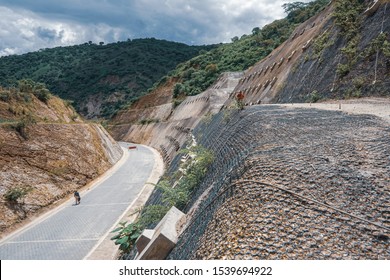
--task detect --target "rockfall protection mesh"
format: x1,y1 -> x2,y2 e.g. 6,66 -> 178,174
167,105 -> 390,259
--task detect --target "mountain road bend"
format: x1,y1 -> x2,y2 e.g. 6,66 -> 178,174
0,142 -> 163,260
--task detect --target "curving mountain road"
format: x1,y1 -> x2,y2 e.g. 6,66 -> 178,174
0,142 -> 160,260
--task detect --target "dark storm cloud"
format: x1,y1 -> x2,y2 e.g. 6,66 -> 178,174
36,27 -> 63,41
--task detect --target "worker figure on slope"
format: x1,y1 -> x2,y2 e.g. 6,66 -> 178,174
236,91 -> 245,110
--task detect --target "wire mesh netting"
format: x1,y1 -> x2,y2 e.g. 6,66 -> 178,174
167,105 -> 390,259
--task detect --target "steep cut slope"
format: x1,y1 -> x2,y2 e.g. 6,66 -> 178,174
108,0 -> 332,137
226,0 -> 390,106
0,85 -> 77,123
109,72 -> 242,165
0,84 -> 122,234
136,0 -> 330,100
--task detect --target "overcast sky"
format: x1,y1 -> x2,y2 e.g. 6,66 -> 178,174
0,0 -> 312,56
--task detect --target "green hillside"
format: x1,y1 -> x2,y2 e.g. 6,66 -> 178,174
0,38 -> 214,118
0,0 -> 329,119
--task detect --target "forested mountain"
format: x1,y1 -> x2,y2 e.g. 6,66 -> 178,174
0,1 -> 328,120
0,39 -> 214,118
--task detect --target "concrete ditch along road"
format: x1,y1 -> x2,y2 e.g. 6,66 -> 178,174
0,142 -> 164,260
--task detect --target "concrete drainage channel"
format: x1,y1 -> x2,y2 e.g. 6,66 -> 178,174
135,207 -> 185,260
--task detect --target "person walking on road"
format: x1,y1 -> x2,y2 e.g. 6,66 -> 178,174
74,191 -> 81,205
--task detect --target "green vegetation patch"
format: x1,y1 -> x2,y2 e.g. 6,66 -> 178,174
11,113 -> 37,139
4,186 -> 32,203
364,32 -> 390,58
333,0 -> 365,79
138,118 -> 160,125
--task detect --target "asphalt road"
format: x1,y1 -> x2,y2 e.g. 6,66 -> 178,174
0,142 -> 155,260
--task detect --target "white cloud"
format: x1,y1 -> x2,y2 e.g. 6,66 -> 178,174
0,0 -> 313,56
0,6 -> 128,55
127,0 -> 297,44
0,47 -> 18,56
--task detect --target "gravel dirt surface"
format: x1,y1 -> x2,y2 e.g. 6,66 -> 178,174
280,97 -> 390,123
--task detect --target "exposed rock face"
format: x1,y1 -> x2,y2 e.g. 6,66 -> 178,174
0,91 -> 122,234
94,124 -> 123,165
0,123 -> 122,233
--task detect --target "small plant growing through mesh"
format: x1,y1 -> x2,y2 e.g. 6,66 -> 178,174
111,205 -> 168,254
172,98 -> 184,109
308,90 -> 320,103
71,114 -> 78,122
201,112 -> 214,125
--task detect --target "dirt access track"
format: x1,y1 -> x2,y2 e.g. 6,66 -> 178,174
280,97 -> 390,123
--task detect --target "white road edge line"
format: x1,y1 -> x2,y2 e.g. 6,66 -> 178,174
7,238 -> 99,244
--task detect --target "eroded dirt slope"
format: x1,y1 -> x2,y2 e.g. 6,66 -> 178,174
0,88 -> 122,234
